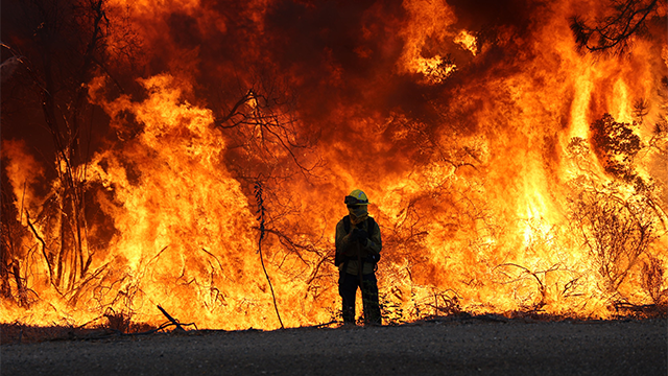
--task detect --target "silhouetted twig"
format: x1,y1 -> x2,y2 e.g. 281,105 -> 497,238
157,305 -> 186,332
254,181 -> 284,329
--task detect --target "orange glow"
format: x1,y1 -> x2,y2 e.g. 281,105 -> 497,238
1,0 -> 666,330
454,30 -> 477,56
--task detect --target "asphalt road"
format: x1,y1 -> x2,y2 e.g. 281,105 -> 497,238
2,318 -> 666,376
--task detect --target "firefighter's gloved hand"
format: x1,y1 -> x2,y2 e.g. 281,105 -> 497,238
352,229 -> 369,247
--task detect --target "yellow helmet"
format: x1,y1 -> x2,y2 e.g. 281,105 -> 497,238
344,189 -> 370,206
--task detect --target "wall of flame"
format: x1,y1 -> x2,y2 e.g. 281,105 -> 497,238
1,0 -> 667,330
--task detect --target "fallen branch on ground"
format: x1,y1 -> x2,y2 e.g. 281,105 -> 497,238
157,305 -> 193,332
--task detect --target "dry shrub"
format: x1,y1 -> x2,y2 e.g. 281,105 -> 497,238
641,256 -> 667,306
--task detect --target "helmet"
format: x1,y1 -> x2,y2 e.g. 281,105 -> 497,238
344,189 -> 370,206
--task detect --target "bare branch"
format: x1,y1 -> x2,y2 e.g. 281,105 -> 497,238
570,0 -> 659,53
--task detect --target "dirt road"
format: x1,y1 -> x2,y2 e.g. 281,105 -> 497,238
2,318 -> 666,375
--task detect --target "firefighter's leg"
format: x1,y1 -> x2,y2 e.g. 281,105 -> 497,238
338,272 -> 358,324
361,273 -> 381,325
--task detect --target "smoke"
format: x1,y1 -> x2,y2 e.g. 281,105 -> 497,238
0,56 -> 21,84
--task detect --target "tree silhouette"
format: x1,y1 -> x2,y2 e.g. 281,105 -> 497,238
570,0 -> 660,53
1,0 -> 140,297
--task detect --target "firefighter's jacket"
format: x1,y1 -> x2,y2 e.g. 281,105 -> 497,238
335,215 -> 382,275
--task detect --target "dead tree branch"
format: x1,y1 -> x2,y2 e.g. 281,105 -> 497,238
156,305 -> 186,332
25,210 -> 54,288
254,181 -> 284,329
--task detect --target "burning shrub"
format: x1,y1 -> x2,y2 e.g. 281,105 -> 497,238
641,256 -> 667,306
570,188 -> 656,294
567,113 -> 667,308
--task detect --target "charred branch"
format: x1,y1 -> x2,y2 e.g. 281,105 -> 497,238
570,0 -> 660,53
215,77 -> 322,182
156,305 -> 186,332
614,301 -> 667,318
494,263 -> 567,308
200,248 -> 225,275
25,210 -> 54,288
66,261 -> 111,306
254,181 -> 284,329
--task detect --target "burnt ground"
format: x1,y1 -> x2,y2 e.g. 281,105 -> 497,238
1,317 -> 666,376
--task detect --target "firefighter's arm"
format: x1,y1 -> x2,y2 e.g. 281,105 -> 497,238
335,221 -> 354,255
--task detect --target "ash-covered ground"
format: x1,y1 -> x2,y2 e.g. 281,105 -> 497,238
1,318 -> 666,376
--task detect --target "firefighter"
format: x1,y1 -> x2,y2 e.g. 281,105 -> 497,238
335,189 -> 382,326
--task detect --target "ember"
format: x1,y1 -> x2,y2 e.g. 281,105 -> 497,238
1,0 -> 666,331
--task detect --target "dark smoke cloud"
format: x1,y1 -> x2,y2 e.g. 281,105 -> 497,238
2,0 -> 545,181
447,0 -> 534,29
